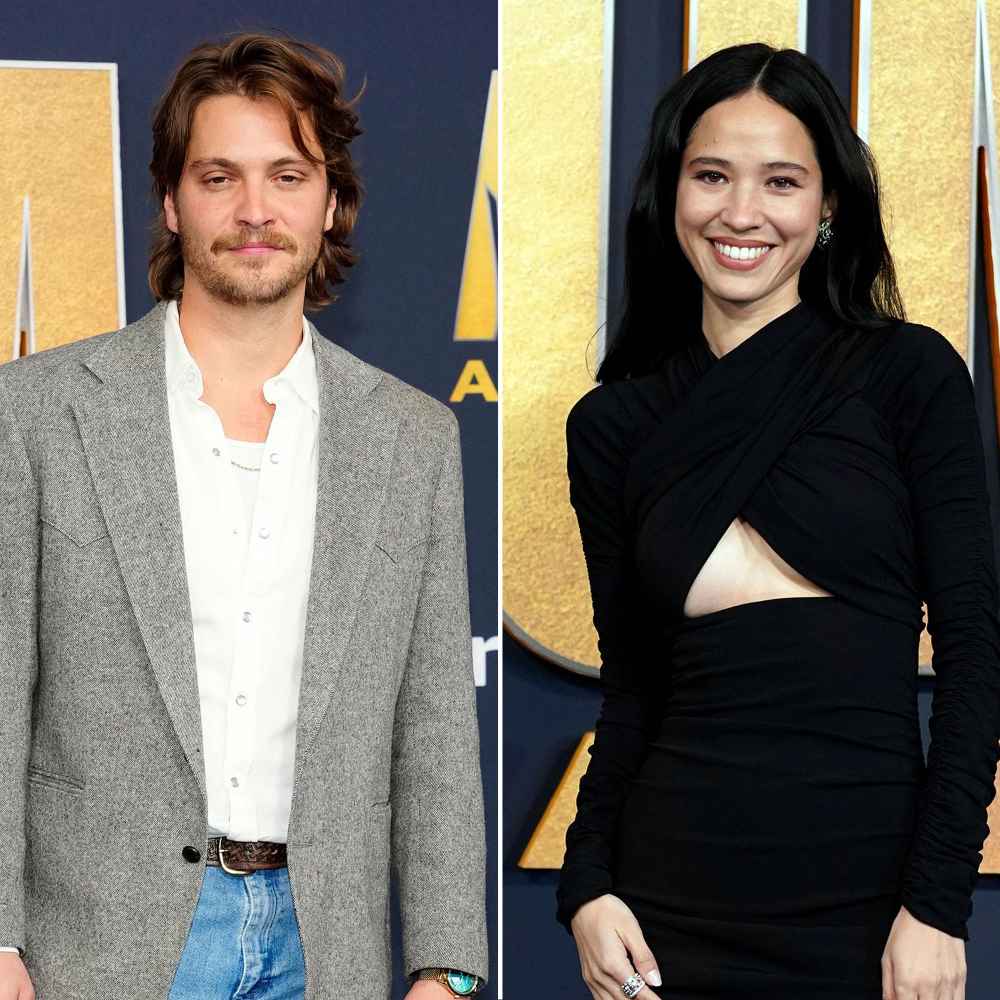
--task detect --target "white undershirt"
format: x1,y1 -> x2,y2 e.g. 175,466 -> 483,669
227,437 -> 266,534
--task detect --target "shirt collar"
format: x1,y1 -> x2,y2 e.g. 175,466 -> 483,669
163,298 -> 319,415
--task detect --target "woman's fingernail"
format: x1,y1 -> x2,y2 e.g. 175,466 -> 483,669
647,969 -> 662,987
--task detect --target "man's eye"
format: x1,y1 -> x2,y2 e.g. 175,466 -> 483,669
205,176 -> 229,186
277,175 -> 303,184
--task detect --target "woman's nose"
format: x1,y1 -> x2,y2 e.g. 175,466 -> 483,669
718,184 -> 763,231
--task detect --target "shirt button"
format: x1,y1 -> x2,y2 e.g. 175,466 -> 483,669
258,527 -> 271,539
235,694 -> 247,706
212,447 -> 220,457
242,611 -> 252,623
230,776 -> 239,788
269,452 -> 280,464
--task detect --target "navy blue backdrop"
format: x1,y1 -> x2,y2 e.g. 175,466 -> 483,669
504,2 -> 1000,998
0,2 -> 497,998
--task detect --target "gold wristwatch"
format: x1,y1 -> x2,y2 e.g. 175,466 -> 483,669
414,967 -> 483,996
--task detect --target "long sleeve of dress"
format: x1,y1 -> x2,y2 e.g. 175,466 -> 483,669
893,326 -> 1000,940
555,386 -> 665,932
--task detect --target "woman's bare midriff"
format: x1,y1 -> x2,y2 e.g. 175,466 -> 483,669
682,515 -> 832,619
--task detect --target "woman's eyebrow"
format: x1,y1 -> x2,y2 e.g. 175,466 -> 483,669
687,155 -> 810,174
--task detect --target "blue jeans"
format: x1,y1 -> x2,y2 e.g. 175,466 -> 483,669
167,864 -> 306,999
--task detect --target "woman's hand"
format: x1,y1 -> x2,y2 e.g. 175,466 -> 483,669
881,905 -> 966,999
570,893 -> 663,1000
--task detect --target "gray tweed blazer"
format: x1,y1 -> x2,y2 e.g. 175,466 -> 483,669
0,300 -> 488,998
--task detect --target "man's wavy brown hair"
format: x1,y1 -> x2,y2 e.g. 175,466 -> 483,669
148,31 -> 363,311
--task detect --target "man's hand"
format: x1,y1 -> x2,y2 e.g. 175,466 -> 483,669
0,952 -> 33,999
403,979 -> 456,999
881,904 -> 966,999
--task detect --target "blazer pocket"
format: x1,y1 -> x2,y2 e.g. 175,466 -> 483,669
40,508 -> 111,548
374,534 -> 431,565
367,801 -> 392,874
367,802 -> 392,929
26,765 -> 86,794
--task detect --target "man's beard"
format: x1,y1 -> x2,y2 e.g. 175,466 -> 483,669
176,214 -> 322,307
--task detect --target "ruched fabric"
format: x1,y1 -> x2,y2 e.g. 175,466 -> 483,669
556,298 -> 1000,995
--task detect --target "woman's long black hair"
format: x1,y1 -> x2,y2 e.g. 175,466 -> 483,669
597,42 -> 905,383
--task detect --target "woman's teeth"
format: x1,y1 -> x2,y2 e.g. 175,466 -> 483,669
713,241 -> 772,260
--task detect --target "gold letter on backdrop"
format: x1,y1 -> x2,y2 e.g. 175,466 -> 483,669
454,69 -> 498,344
0,61 -> 125,358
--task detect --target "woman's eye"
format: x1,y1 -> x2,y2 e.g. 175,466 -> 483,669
695,170 -> 725,184
769,177 -> 798,190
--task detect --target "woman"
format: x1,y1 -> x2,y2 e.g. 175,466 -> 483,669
556,42 -> 1000,1000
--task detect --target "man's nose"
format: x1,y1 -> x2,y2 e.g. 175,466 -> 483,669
235,181 -> 276,231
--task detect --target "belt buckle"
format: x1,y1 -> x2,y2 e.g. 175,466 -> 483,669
217,837 -> 252,876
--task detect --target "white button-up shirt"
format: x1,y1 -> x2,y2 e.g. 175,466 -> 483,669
163,298 -> 318,844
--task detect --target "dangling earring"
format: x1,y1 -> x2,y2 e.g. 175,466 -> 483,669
816,216 -> 833,248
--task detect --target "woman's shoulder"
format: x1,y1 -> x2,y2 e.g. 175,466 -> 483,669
566,373 -> 668,461
878,320 -> 969,370
858,317 -> 966,379
860,319 -> 975,432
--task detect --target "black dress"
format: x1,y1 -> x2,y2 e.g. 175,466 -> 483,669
555,299 -> 1000,998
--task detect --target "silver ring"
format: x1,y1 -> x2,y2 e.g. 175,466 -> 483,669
621,972 -> 645,998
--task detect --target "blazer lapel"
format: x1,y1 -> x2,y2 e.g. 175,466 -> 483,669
70,300 -> 207,803
292,320 -> 398,785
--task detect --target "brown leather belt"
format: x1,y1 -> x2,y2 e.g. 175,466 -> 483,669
206,836 -> 288,874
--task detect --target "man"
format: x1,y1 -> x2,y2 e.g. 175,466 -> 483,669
0,32 -> 488,1000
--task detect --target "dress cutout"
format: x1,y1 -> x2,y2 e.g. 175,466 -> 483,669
683,513 -> 833,619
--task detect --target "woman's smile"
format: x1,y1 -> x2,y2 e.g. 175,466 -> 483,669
708,238 -> 775,270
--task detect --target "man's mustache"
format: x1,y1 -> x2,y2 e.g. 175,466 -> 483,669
212,231 -> 296,252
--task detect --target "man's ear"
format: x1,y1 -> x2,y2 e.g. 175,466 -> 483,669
324,188 -> 338,232
164,189 -> 179,235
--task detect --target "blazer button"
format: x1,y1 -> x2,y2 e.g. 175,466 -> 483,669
182,845 -> 201,863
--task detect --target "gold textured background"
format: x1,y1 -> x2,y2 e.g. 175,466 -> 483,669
692,0 -> 799,67
866,2 -> 976,670
507,0 -> 1000,872
504,1 -> 810,672
501,0 -> 606,668
505,0 -> 985,676
0,66 -> 121,354
867,1 -> 975,359
982,0 -> 1000,877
